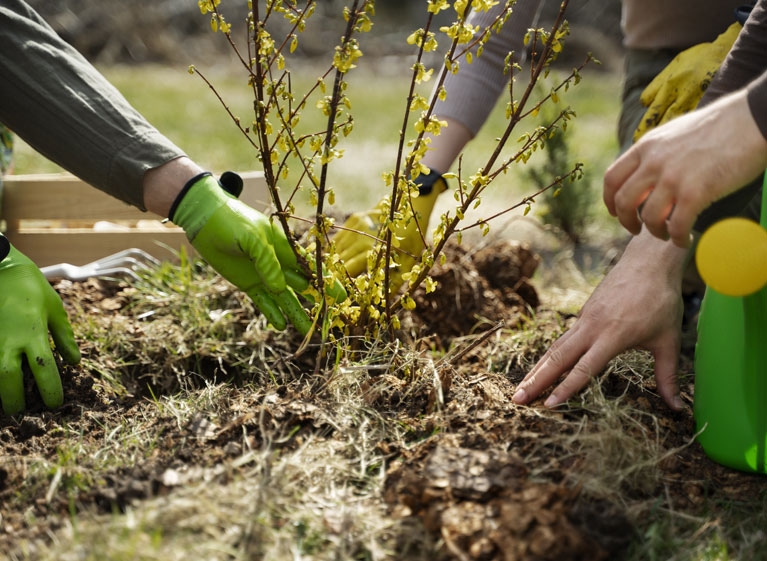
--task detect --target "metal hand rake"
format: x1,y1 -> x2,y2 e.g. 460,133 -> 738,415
41,248 -> 160,281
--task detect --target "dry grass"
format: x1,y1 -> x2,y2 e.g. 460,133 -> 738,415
6,256 -> 767,560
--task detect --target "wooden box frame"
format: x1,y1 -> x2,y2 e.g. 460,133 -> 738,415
1,171 -> 270,267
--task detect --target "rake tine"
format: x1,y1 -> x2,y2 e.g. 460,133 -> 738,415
41,248 -> 161,281
86,249 -> 160,271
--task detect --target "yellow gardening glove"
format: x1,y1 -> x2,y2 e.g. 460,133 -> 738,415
634,22 -> 741,142
334,170 -> 447,292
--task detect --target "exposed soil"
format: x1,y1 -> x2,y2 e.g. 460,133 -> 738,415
1,238 -> 766,560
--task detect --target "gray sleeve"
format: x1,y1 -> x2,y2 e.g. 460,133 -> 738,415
740,1 -> 767,141
701,0 -> 767,116
0,0 -> 186,210
694,0 -> 767,230
747,70 -> 767,140
432,0 -> 543,136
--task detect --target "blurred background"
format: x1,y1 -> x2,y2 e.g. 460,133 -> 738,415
15,0 -> 628,294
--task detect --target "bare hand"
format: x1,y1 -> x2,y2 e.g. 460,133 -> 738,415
604,90 -> 767,248
512,231 -> 688,410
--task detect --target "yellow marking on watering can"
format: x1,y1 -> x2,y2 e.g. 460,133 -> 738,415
696,217 -> 767,297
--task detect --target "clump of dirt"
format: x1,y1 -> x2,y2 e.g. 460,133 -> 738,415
411,239 -> 541,344
384,439 -> 633,560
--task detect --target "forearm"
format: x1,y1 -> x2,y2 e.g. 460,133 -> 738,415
421,117 -> 473,174
0,0 -> 185,210
693,0 -> 767,226
142,157 -> 206,218
431,0 -> 542,138
621,226 -> 691,283
695,81 -> 767,230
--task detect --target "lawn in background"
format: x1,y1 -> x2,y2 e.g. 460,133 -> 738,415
12,62 -> 622,222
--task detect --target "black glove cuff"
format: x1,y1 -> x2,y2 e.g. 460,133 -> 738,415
415,168 -> 447,196
219,171 -> 244,198
167,171 -> 245,222
167,172 -> 212,222
0,234 -> 10,264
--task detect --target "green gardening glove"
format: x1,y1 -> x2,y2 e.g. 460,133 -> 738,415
171,173 -> 316,335
334,170 -> 447,292
0,237 -> 80,415
634,22 -> 741,141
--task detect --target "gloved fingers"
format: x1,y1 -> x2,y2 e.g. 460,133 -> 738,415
284,268 -> 310,295
635,83 -> 673,141
246,285 -> 288,331
47,300 -> 81,365
284,268 -> 348,306
0,354 -> 25,415
269,221 -> 301,270
662,76 -> 712,127
332,228 -> 351,250
25,343 -> 64,409
274,288 -> 312,336
337,235 -> 376,266
639,71 -> 664,108
339,211 -> 380,235
341,252 -> 369,278
634,106 -> 662,142
319,274 -> 348,304
334,212 -> 380,261
268,220 -> 337,287
334,218 -> 368,237
389,254 -> 418,293
266,222 -> 347,305
658,100 -> 685,128
246,282 -> 313,336
233,224 -> 289,295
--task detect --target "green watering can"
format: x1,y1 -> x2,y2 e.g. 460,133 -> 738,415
694,173 -> 767,473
